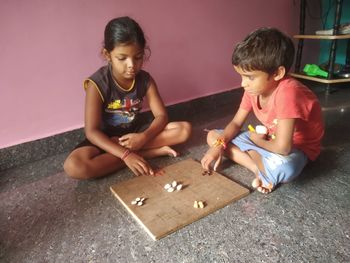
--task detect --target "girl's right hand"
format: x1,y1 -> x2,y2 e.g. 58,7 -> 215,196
123,152 -> 154,176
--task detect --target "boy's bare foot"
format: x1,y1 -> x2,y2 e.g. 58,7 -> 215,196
251,178 -> 273,194
256,186 -> 272,194
252,178 -> 261,188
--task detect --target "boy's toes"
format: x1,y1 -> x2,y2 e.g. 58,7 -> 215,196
257,186 -> 272,194
252,178 -> 273,194
252,178 -> 261,188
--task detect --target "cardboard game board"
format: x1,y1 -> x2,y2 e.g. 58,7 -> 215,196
110,158 -> 249,240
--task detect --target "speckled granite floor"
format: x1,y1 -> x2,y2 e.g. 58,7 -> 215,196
1,85 -> 349,263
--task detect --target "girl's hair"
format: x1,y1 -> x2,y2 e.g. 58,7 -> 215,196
232,27 -> 295,74
104,16 -> 149,55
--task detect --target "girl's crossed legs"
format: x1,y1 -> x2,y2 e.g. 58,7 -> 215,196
64,121 -> 191,179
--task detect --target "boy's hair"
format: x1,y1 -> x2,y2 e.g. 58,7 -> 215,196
232,27 -> 295,74
104,16 -> 147,52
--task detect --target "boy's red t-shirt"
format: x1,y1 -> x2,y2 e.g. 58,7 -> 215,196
239,77 -> 324,160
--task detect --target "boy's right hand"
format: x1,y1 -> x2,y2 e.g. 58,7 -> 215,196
201,147 -> 223,172
123,152 -> 154,176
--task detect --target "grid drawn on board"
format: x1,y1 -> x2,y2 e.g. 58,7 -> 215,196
110,158 -> 250,240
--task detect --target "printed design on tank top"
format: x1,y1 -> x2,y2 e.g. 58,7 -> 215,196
105,97 -> 143,126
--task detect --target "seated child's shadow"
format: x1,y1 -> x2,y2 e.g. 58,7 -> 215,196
297,148 -> 338,184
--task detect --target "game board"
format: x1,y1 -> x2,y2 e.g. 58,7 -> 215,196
110,158 -> 250,240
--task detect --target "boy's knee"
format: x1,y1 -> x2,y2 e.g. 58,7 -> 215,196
206,130 -> 220,145
64,157 -> 91,180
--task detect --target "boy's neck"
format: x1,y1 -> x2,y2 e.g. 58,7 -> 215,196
260,80 -> 281,99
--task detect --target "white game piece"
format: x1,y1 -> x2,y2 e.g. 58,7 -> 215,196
167,187 -> 175,192
198,201 -> 205,208
131,200 -> 137,205
171,181 -> 177,187
193,201 -> 199,208
137,201 -> 143,206
164,183 -> 171,190
255,125 -> 268,134
176,184 -> 183,191
135,197 -> 141,202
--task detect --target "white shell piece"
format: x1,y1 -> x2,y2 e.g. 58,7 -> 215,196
256,125 -> 268,134
171,181 -> 177,187
167,187 -> 175,192
135,197 -> 141,202
176,184 -> 183,191
137,201 -> 143,206
131,200 -> 137,205
140,197 -> 145,202
193,201 -> 199,208
164,183 -> 171,190
198,201 -> 205,208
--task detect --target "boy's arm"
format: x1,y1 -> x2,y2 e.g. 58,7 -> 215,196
250,118 -> 295,155
201,108 -> 249,171
221,108 -> 250,142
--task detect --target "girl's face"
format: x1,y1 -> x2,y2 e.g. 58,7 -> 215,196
106,43 -> 144,82
233,66 -> 280,97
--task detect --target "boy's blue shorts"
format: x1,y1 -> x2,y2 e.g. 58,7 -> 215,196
229,131 -> 308,188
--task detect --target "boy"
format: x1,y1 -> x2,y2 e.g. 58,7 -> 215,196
201,28 -> 324,193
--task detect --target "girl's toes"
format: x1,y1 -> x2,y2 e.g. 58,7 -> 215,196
168,148 -> 178,157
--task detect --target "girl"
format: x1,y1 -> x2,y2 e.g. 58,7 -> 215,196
64,17 -> 191,179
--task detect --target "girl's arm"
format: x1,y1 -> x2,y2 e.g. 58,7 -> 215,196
250,118 -> 295,155
84,81 -> 125,156
142,77 -> 168,140
119,77 -> 168,150
84,82 -> 153,175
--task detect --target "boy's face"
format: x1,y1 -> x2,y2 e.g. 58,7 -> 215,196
233,66 -> 279,97
104,43 -> 144,82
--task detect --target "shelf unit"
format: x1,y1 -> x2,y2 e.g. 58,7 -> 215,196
293,0 -> 350,93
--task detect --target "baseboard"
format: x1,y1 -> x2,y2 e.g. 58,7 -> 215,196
0,88 -> 242,171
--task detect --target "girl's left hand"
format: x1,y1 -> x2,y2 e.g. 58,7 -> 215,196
119,133 -> 147,151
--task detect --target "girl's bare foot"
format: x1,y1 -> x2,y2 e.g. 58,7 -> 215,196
156,146 -> 178,157
141,146 -> 178,159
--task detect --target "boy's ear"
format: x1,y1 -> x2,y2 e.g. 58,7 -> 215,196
273,66 -> 286,81
102,48 -> 111,62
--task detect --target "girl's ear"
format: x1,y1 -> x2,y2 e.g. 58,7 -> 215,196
273,66 -> 286,81
102,48 -> 111,62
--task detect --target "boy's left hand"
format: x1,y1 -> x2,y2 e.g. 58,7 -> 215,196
119,133 -> 147,151
201,147 -> 223,172
249,132 -> 267,143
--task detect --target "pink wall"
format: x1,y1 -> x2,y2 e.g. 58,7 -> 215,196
0,0 -> 299,149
